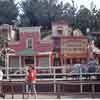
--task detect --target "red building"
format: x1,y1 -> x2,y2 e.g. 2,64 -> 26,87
2,21 -> 90,78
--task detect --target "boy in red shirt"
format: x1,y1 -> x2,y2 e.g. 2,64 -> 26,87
26,65 -> 37,98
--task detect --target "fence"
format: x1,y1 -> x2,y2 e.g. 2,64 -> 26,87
1,66 -> 100,99
1,65 -> 100,80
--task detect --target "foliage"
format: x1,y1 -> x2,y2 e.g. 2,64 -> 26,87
76,6 -> 92,34
0,0 -> 100,48
20,0 -> 74,28
0,57 -> 5,66
0,0 -> 18,25
41,30 -> 51,39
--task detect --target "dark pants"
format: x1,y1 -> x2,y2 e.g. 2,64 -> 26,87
25,81 -> 37,98
0,81 -> 5,98
26,81 -> 36,93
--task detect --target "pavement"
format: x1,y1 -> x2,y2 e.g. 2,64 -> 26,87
2,94 -> 100,99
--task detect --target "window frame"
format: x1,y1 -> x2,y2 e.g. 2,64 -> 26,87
26,37 -> 33,49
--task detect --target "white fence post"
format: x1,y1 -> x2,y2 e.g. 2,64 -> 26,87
53,66 -> 56,93
6,54 -> 9,79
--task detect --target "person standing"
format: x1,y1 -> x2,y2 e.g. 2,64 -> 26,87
0,69 -> 4,98
81,60 -> 88,73
88,57 -> 97,73
87,57 -> 97,80
71,59 -> 81,80
26,65 -> 37,99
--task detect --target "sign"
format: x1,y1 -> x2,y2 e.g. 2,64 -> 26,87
61,37 -> 88,57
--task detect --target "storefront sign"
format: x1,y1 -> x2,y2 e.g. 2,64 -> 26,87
61,37 -> 88,56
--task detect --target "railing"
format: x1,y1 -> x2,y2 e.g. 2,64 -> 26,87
1,65 -> 100,80
1,66 -> 100,99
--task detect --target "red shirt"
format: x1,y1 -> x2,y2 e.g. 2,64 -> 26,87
28,69 -> 36,81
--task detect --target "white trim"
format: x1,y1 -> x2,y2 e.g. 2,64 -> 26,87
7,53 -> 16,56
8,41 -> 20,45
34,55 -> 36,68
7,52 -> 52,56
38,52 -> 52,55
19,56 -> 21,71
19,26 -> 41,33
49,54 -> 52,73
6,54 -> 9,79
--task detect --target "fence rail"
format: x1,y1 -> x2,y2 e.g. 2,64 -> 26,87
1,66 -> 100,99
1,66 -> 100,80
1,80 -> 100,99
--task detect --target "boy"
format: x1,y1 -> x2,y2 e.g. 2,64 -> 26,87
26,65 -> 37,99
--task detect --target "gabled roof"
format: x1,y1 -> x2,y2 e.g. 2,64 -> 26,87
16,48 -> 37,56
52,20 -> 69,25
91,32 -> 100,35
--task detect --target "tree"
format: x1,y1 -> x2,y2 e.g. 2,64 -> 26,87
0,0 -> 18,25
76,6 -> 92,34
20,0 -> 65,29
95,10 -> 100,31
62,2 -> 76,25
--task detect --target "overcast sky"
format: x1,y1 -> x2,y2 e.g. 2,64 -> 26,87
15,0 -> 100,10
61,0 -> 100,10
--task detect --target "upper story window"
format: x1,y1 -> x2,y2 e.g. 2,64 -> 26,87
57,29 -> 63,35
26,37 -> 33,48
15,29 -> 20,41
57,26 -> 63,35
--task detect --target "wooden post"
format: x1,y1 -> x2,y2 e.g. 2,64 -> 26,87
19,56 -> 22,72
57,83 -> 61,99
11,83 -> 14,99
91,84 -> 95,98
70,59 -> 72,65
6,54 -> 9,80
70,58 -> 73,74
80,64 -> 83,94
49,53 -> 51,73
22,82 -> 25,99
53,67 -> 56,93
34,55 -> 36,69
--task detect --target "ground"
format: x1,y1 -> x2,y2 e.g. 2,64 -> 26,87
2,94 -> 100,99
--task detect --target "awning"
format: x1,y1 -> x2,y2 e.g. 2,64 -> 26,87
16,48 -> 37,56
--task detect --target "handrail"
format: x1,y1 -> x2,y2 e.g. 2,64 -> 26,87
1,65 -> 100,80
1,79 -> 100,99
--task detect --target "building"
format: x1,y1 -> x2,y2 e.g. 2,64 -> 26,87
0,21 -> 91,78
91,32 -> 100,64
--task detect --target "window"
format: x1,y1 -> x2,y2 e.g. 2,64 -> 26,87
37,57 -> 49,67
57,29 -> 63,35
15,29 -> 20,41
26,37 -> 33,48
25,56 -> 34,64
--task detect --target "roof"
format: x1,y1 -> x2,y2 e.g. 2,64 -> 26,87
16,48 -> 37,56
91,32 -> 100,35
42,34 -> 52,41
52,20 -> 69,25
91,41 -> 100,54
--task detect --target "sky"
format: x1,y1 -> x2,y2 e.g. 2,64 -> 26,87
15,0 -> 100,10
61,0 -> 100,10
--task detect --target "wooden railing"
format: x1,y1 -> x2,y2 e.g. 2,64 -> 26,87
1,79 -> 100,99
1,65 -> 100,80
1,66 -> 100,99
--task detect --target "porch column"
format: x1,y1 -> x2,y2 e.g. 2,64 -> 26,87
49,53 -> 51,73
34,55 -> 36,69
62,56 -> 66,76
61,55 -> 63,66
70,58 -> 73,68
70,59 -> 72,64
6,54 -> 9,79
19,56 -> 22,71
